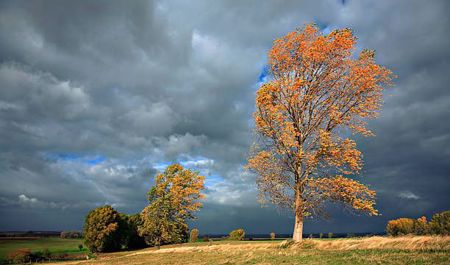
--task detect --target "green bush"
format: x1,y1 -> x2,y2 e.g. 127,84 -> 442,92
328,232 -> 333,238
229,228 -> 245,240
190,228 -> 199,242
84,206 -> 147,252
429,210 -> 450,235
31,250 -> 45,262
83,205 -> 122,252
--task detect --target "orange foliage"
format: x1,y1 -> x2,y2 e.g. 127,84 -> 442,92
150,164 -> 205,219
139,164 -> 205,245
247,24 -> 394,237
386,218 -> 415,236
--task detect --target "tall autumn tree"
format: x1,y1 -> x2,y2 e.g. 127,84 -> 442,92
247,24 -> 394,242
138,164 -> 205,246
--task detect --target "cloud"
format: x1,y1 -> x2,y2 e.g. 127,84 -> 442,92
398,191 -> 420,200
18,194 -> 38,205
0,0 -> 449,232
0,63 -> 90,120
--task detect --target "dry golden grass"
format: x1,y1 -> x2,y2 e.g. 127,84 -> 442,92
291,235 -> 450,251
56,237 -> 450,265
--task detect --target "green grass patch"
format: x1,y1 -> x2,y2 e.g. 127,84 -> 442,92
0,237 -> 86,260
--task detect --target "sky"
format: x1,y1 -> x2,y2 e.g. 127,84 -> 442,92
0,0 -> 449,235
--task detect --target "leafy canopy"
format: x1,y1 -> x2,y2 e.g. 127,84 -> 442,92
83,205 -> 122,252
138,164 -> 205,246
247,24 -> 394,218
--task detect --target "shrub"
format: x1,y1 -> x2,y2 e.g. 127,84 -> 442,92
429,210 -> 450,235
42,248 -> 52,260
190,228 -> 199,242
229,228 -> 245,240
83,205 -> 122,252
7,248 -> 32,263
414,216 -> 429,235
202,235 -> 209,242
319,233 -> 323,238
270,232 -> 276,240
61,231 -> 83,239
31,250 -> 45,262
328,232 -> 333,238
386,218 -> 415,236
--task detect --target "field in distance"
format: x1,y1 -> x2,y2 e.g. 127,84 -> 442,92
0,237 -> 86,262
51,236 -> 449,265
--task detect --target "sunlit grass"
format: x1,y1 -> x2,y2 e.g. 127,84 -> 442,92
59,236 -> 449,265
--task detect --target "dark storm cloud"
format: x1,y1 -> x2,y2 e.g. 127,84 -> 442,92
0,0 -> 449,233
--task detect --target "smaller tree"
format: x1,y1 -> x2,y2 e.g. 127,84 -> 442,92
328,232 -> 333,238
429,210 -> 450,235
139,164 -> 205,246
270,232 -> 276,240
229,228 -> 245,241
83,205 -> 122,252
190,228 -> 199,243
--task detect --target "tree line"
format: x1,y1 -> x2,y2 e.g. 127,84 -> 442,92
386,210 -> 449,236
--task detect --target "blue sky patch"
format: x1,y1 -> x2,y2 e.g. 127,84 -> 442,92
258,65 -> 269,83
45,153 -> 106,165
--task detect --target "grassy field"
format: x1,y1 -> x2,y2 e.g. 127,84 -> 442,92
54,236 -> 448,265
0,236 -> 448,264
0,237 -> 86,260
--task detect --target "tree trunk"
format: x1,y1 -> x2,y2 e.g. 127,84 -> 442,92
292,206 -> 303,242
293,187 -> 303,242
